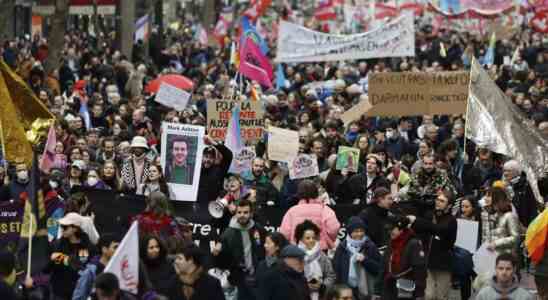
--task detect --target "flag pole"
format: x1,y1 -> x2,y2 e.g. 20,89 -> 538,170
0,121 -> 6,162
26,213 -> 33,277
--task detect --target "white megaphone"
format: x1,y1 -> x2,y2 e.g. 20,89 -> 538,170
208,197 -> 229,219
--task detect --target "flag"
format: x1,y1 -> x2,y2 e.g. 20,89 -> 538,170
225,107 -> 243,173
230,42 -> 239,68
18,153 -> 49,275
134,14 -> 150,43
79,100 -> 91,130
39,124 -> 56,173
243,0 -> 272,21
104,221 -> 139,294
0,59 -> 54,166
239,37 -> 273,89
241,16 -> 269,55
466,58 -> 548,206
276,64 -> 286,91
213,16 -> 229,47
526,209 -> 548,264
315,0 -> 337,21
195,24 -> 208,46
483,32 -> 496,66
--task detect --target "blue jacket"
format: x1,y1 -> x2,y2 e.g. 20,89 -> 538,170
72,256 -> 104,300
333,238 -> 382,284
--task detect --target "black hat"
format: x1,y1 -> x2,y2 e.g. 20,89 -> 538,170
346,216 -> 366,234
280,245 -> 305,259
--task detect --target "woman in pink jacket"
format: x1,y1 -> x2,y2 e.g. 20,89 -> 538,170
280,180 -> 341,251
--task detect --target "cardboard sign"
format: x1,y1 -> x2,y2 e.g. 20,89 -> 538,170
336,146 -> 360,173
341,98 -> 373,125
368,71 -> 469,116
289,154 -> 319,180
155,82 -> 191,111
207,100 -> 265,143
267,126 -> 299,162
229,147 -> 256,174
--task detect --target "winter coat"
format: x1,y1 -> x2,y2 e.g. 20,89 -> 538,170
412,210 -> 457,271
166,271 -> 225,300
359,204 -> 392,249
143,256 -> 175,296
197,144 -> 232,208
382,235 -> 427,300
72,256 -> 106,300
256,258 -> 281,300
339,173 -> 391,205
280,198 -> 341,250
304,250 -> 336,292
216,218 -> 266,286
262,262 -> 312,300
491,211 -> 521,254
241,171 -> 280,206
509,175 -> 539,226
333,238 -> 382,296
45,233 -> 95,299
475,276 -> 534,300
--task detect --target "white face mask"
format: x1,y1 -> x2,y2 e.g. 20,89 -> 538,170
87,177 -> 99,186
49,180 -> 59,189
17,170 -> 29,181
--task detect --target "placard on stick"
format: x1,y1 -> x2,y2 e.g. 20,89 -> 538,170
207,100 -> 265,143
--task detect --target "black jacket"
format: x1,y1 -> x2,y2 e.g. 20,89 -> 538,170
383,235 -> 427,300
510,175 -> 539,226
340,173 -> 391,204
412,211 -> 457,271
262,262 -> 311,300
197,144 -> 232,208
166,272 -> 225,300
143,256 -> 175,296
359,205 -> 393,249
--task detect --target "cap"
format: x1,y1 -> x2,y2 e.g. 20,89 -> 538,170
130,136 -> 149,149
279,245 -> 306,259
346,216 -> 366,234
71,160 -> 87,171
373,187 -> 391,200
58,212 -> 84,228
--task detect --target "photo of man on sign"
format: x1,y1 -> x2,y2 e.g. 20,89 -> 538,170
165,135 -> 197,185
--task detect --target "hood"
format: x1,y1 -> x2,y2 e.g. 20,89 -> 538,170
297,197 -> 323,205
229,216 -> 255,231
490,275 -> 520,295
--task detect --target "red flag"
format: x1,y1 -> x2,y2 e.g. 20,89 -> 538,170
314,0 -> 337,21
243,0 -> 272,21
39,125 -> 56,173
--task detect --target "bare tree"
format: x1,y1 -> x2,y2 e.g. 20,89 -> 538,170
45,0 -> 69,75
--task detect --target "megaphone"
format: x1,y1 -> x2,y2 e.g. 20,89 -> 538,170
208,197 -> 229,219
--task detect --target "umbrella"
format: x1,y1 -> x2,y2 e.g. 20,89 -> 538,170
145,74 -> 194,94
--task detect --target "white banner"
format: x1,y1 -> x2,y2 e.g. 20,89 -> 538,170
155,82 -> 191,111
161,123 -> 205,201
275,12 -> 415,63
104,221 -> 139,294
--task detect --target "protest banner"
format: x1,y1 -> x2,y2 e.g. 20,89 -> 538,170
275,12 -> 414,63
267,126 -> 299,162
367,71 -> 469,116
155,82 -> 191,111
456,219 -> 479,253
289,154 -> 319,180
429,0 -> 515,16
104,221 -> 139,294
341,98 -> 373,125
207,100 -> 265,143
336,146 -> 360,173
230,147 -> 256,174
161,123 -> 205,201
0,201 -> 24,252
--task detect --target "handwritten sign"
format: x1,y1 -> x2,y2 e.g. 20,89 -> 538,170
341,98 -> 373,125
267,126 -> 299,162
289,154 -> 319,180
336,146 -> 360,173
155,82 -> 191,111
368,71 -> 469,116
207,100 -> 265,143
229,147 -> 256,174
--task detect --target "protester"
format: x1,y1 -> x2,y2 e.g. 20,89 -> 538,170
475,253 -> 534,300
340,155 -> 390,205
333,217 -> 381,300
324,284 -> 354,300
256,232 -> 289,300
502,159 -> 539,226
280,180 -> 340,251
93,272 -> 139,300
294,220 -> 336,300
168,245 -> 225,300
262,245 -> 311,300
214,199 -> 266,300
136,164 -> 169,196
140,235 -> 174,296
121,136 -> 152,193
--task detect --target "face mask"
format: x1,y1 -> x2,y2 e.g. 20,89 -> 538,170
385,131 -> 394,139
17,170 -> 28,181
49,180 -> 59,189
87,177 -> 99,186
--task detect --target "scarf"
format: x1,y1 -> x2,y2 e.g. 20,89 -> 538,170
180,266 -> 203,299
299,242 -> 323,282
346,236 -> 366,288
389,229 -> 414,276
229,217 -> 256,274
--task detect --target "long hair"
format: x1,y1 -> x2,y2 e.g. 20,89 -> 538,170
144,164 -> 169,194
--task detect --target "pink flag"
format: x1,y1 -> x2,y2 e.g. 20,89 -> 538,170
39,125 -> 57,173
239,37 -> 273,88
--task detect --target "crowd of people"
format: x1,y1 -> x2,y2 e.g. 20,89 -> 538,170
1,2 -> 548,300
